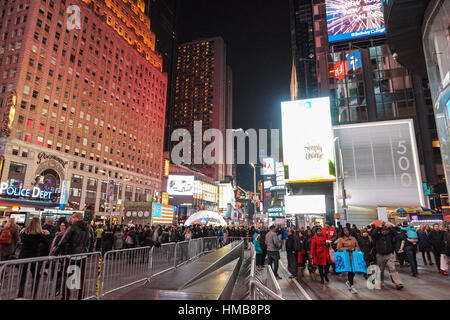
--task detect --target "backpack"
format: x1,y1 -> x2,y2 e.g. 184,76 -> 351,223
0,228 -> 12,245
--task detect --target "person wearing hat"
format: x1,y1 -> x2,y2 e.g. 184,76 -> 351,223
265,225 -> 282,280
371,224 -> 404,290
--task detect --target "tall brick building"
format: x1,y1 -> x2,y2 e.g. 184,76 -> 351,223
0,0 -> 167,221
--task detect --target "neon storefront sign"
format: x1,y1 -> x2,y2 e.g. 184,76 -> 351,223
0,182 -> 53,200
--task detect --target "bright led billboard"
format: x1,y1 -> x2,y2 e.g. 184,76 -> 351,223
281,98 -> 336,183
326,0 -> 386,43
167,175 -> 194,196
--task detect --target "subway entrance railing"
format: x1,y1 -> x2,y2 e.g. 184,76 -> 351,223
0,236 -> 231,300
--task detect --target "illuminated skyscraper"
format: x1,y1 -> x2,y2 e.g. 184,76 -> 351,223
0,0 -> 168,219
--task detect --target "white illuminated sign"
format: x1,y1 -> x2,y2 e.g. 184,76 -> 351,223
167,175 -> 195,196
285,195 -> 326,214
0,182 -> 52,200
281,98 -> 336,183
263,158 -> 275,176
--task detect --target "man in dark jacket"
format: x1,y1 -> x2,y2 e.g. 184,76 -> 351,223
40,216 -> 57,256
429,224 -> 446,275
286,228 -> 302,278
54,213 -> 94,255
371,225 -> 403,290
260,227 -> 267,266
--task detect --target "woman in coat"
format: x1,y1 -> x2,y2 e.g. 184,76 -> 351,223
101,225 -> 114,255
113,226 -> 124,250
417,225 -> 433,266
428,224 -> 446,274
336,227 -> 360,294
310,227 -> 331,284
357,229 -> 374,278
49,221 -> 68,256
253,233 -> 264,269
0,218 -> 20,261
17,217 -> 51,299
304,229 -> 316,277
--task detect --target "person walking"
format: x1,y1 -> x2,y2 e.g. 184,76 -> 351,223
357,228 -> 374,279
0,218 -> 20,261
260,227 -> 268,267
265,225 -> 282,280
286,228 -> 301,278
398,229 -> 418,277
428,224 -> 447,275
304,229 -> 316,277
17,217 -> 51,299
335,227 -> 360,293
371,224 -> 404,290
310,227 -> 331,285
417,225 -> 433,266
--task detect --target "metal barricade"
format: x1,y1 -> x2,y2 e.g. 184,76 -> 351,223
266,265 -> 282,296
99,246 -> 153,299
201,237 -> 219,253
0,252 -> 101,300
174,241 -> 190,268
189,238 -> 203,260
249,280 -> 284,300
150,243 -> 176,278
227,237 -> 252,249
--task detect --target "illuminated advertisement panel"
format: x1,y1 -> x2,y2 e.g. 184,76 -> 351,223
285,195 -> 326,214
167,175 -> 194,196
334,120 -> 425,207
326,0 -> 386,43
281,98 -> 336,183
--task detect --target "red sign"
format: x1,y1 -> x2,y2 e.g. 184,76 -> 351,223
334,61 -> 347,80
444,215 -> 450,222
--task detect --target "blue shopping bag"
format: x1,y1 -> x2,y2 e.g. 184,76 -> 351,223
351,250 -> 367,274
334,250 -> 352,273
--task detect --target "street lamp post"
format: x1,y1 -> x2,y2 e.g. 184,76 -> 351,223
334,137 -> 347,224
250,163 -> 257,227
298,55 -> 316,99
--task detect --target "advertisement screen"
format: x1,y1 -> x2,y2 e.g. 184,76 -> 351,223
326,0 -> 386,43
167,175 -> 194,196
262,158 -> 275,175
285,195 -> 326,214
334,120 -> 424,207
281,98 -> 336,183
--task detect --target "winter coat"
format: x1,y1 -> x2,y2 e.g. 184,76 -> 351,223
253,234 -> 262,254
417,230 -> 432,251
53,221 -> 94,256
336,235 -> 359,252
428,230 -> 445,253
102,230 -> 114,252
324,227 -> 336,240
0,227 -> 19,258
286,233 -> 301,252
259,231 -> 267,250
357,235 -> 374,261
19,232 -> 51,259
114,231 -> 124,250
371,227 -> 396,255
39,224 -> 57,256
310,235 -> 330,266
49,230 -> 66,256
265,230 -> 279,252
445,231 -> 450,257
304,236 -> 313,253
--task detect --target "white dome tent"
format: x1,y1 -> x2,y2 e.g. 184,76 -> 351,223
184,210 -> 228,227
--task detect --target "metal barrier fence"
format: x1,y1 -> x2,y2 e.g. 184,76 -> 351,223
0,252 -> 101,300
99,246 -> 153,299
266,265 -> 282,296
246,244 -> 283,300
226,237 -> 252,248
0,237 -> 231,300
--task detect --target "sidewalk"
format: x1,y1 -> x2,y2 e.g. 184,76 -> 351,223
279,251 -> 450,300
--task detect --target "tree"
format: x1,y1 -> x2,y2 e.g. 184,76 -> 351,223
84,210 -> 94,224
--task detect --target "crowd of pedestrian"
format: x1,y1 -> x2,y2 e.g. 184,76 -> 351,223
252,221 -> 450,295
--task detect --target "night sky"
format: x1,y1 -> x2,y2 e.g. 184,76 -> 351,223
177,0 -> 292,190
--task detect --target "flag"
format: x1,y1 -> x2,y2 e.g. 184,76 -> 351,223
152,204 -> 175,225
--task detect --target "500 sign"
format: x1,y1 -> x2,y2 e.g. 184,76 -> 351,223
397,140 -> 412,187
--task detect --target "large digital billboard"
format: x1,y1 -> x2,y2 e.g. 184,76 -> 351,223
167,175 -> 194,196
326,0 -> 386,43
334,119 -> 425,207
285,195 -> 326,214
281,98 -> 336,183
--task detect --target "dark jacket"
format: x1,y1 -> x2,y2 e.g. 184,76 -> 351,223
39,224 -> 57,256
445,231 -> 450,257
428,230 -> 445,253
19,232 -> 51,259
417,230 -> 432,250
357,235 -> 373,260
54,221 -> 94,255
286,233 -> 302,252
101,230 -> 114,252
371,227 -> 396,255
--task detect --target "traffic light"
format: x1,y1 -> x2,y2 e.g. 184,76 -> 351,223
236,190 -> 241,199
249,192 -> 253,200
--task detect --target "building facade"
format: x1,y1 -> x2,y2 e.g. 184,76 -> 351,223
0,0 -> 168,220
171,37 -> 232,182
288,0 -> 444,225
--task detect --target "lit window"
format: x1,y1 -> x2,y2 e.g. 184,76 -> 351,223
39,123 -> 44,131
27,119 -> 33,127
37,136 -> 43,146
